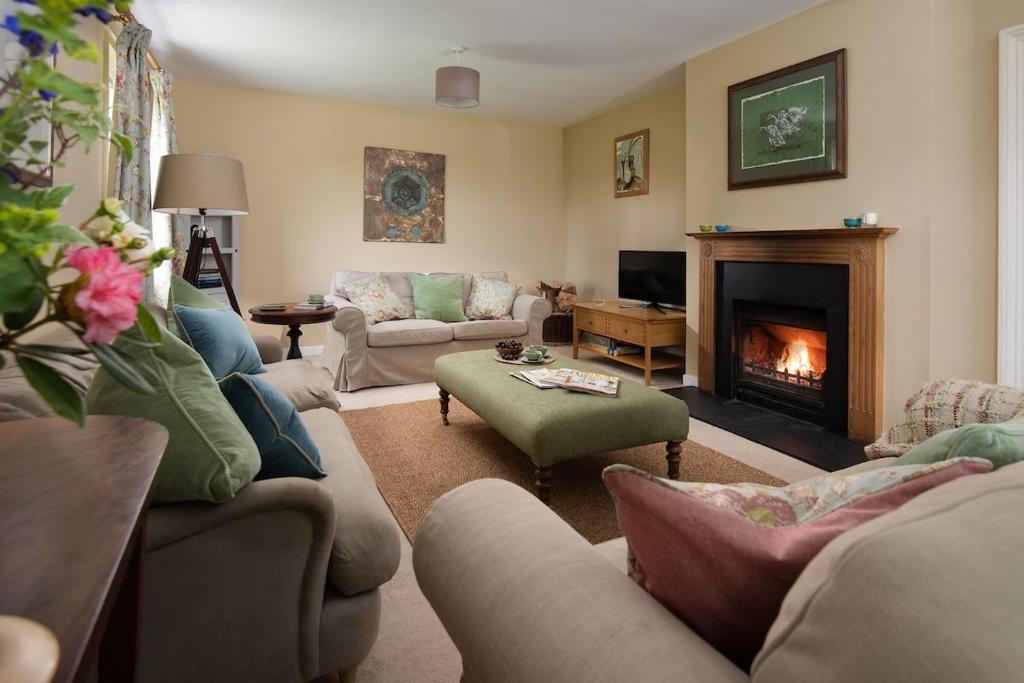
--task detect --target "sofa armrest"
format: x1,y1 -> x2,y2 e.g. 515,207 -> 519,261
511,293 -> 552,345
413,480 -> 747,683
143,478 -> 336,682
252,333 -> 285,364
322,296 -> 369,391
326,295 -> 368,339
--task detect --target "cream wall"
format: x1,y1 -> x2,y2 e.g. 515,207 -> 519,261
172,79 -> 566,345
683,0 -> 1014,427
563,84 -> 686,300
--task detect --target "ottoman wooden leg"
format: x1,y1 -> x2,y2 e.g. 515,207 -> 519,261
666,440 -> 683,479
439,388 -> 451,426
535,466 -> 553,505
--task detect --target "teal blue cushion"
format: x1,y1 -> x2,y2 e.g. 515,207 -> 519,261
173,305 -> 265,379
896,417 -> 1024,470
219,373 -> 325,480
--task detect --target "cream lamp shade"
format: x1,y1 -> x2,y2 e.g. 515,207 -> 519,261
153,153 -> 249,215
435,65 -> 480,108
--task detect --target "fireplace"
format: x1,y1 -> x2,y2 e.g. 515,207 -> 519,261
690,227 -> 896,448
715,262 -> 849,435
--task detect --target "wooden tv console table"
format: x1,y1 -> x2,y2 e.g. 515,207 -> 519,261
572,301 -> 686,385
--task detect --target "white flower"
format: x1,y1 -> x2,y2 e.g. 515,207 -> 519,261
83,215 -> 117,241
111,219 -> 150,249
101,197 -> 122,216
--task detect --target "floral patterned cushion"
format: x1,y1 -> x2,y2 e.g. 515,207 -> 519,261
603,458 -> 992,669
341,273 -> 412,324
466,275 -> 520,320
866,379 -> 1024,459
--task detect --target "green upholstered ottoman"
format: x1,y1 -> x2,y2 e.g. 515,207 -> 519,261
434,350 -> 689,502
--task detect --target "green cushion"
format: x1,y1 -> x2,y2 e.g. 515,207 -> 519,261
86,327 -> 261,505
896,417 -> 1024,470
173,305 -> 265,379
167,275 -> 223,337
219,373 -> 324,480
410,274 -> 466,322
434,350 -> 689,467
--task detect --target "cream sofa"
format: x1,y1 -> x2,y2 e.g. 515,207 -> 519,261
0,327 -> 402,683
322,271 -> 553,391
413,460 -> 1024,682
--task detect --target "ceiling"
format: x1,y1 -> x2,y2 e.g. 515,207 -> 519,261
134,0 -> 829,126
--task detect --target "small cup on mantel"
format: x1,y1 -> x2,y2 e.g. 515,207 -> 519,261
859,211 -> 878,226
308,294 -> 325,304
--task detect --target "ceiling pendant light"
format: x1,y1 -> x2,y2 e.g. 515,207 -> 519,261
435,47 -> 480,108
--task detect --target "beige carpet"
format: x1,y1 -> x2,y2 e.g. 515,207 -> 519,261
341,398 -> 786,544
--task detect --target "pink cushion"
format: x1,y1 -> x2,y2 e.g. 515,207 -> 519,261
602,458 -> 993,669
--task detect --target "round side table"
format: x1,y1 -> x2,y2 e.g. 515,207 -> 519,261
249,304 -> 337,360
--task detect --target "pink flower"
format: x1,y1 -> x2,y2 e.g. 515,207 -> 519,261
65,247 -> 143,345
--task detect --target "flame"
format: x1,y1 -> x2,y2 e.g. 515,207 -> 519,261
776,340 -> 815,377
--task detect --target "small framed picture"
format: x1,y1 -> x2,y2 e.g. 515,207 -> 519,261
728,49 -> 846,190
614,129 -> 649,198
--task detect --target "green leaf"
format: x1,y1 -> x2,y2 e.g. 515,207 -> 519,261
112,133 -> 133,163
16,355 -> 86,426
89,343 -> 157,395
0,252 -> 39,313
18,343 -> 92,356
49,223 -> 94,246
30,184 -> 76,210
2,286 -> 45,330
134,305 -> 162,344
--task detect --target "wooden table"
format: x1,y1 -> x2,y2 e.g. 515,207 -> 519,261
249,303 -> 337,360
573,301 -> 686,385
0,416 -> 168,683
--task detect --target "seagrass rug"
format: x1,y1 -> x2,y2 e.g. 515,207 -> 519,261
341,398 -> 787,544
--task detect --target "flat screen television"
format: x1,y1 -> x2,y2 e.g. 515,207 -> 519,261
618,250 -> 686,308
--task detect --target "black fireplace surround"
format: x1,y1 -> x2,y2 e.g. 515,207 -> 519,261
715,262 -> 850,435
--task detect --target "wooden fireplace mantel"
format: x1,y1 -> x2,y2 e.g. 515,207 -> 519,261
687,227 -> 898,442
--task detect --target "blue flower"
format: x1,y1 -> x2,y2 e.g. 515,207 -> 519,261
410,227 -> 423,239
3,16 -> 47,57
74,7 -> 111,23
19,30 -> 46,57
38,89 -> 56,101
386,226 -> 399,238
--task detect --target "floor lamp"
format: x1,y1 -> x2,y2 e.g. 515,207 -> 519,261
153,154 -> 249,314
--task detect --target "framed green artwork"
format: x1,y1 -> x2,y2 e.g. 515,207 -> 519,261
728,49 -> 846,190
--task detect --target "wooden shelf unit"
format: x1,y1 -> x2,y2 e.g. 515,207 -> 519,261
572,301 -> 687,385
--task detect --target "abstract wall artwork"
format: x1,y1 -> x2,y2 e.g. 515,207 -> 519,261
614,129 -> 649,198
728,49 -> 846,190
363,146 -> 446,243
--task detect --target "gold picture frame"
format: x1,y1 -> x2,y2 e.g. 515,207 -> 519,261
614,128 -> 649,198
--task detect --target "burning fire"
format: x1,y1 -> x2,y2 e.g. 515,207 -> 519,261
776,340 -> 815,377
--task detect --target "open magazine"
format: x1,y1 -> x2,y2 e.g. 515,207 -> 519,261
510,368 -> 620,396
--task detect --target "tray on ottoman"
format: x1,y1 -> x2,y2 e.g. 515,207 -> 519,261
434,350 -> 689,503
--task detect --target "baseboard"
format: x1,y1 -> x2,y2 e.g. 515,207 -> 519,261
683,374 -> 698,387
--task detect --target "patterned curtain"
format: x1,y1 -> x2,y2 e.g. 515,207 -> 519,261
113,20 -> 186,304
149,70 -> 187,304
113,20 -> 153,227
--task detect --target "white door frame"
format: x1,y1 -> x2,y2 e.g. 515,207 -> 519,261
998,23 -> 1024,388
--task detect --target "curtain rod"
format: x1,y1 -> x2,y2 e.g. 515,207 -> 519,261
112,10 -> 163,71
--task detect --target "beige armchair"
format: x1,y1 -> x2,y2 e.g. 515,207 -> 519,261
0,324 -> 402,683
